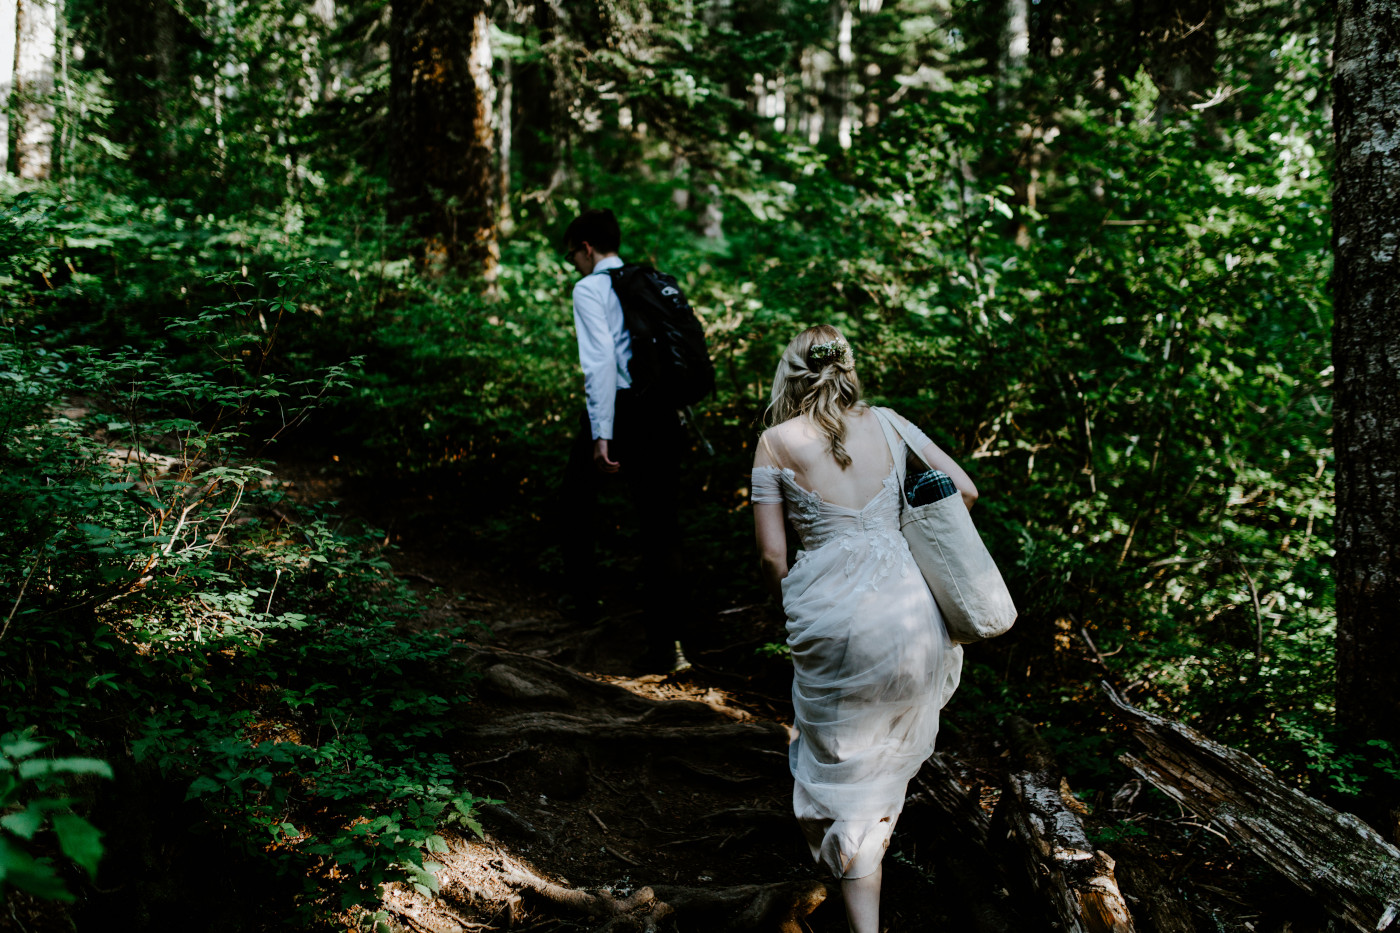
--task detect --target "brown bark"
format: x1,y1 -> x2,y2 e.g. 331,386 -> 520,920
11,0 -> 57,180
1105,684 -> 1400,932
993,716 -> 1137,933
1333,0 -> 1400,755
389,0 -> 499,281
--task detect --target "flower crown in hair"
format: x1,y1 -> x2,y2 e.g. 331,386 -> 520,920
809,339 -> 852,366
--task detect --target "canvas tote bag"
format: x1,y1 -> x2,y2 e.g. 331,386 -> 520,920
873,407 -> 1017,643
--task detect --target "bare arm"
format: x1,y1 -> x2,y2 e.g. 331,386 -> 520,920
754,501 -> 789,602
752,435 -> 790,601
890,411 -> 979,511
919,439 -> 978,511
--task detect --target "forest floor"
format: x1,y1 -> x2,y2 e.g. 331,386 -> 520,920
283,460 -> 1027,933
0,455 -> 1337,933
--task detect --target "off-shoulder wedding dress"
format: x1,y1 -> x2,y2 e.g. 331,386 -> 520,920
751,417 -> 963,879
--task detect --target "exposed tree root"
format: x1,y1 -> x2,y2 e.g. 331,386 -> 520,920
459,711 -> 787,747
456,648 -> 788,753
502,860 -> 828,933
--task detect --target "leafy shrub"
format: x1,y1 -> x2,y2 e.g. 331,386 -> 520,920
0,734 -> 111,902
0,273 -> 488,920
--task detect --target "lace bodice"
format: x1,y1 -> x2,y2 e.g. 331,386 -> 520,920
751,461 -> 910,591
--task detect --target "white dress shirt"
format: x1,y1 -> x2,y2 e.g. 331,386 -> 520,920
572,255 -> 632,440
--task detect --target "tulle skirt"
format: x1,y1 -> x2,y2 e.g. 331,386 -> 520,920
782,540 -> 963,879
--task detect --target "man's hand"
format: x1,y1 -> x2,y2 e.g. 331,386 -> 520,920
593,439 -> 620,473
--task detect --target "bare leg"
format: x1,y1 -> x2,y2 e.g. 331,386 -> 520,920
841,864 -> 882,933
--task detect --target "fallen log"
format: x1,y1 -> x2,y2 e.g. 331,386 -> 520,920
993,716 -> 1137,933
457,710 -> 787,748
1103,682 -> 1400,933
898,754 -> 1024,933
909,752 -> 992,850
1110,844 -> 1197,933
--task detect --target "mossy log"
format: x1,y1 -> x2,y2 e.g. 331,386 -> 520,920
1103,683 -> 1400,933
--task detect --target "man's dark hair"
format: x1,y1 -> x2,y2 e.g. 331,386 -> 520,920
565,208 -> 622,254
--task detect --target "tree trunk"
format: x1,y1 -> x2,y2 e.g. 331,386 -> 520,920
496,45 -> 513,233
1333,0 -> 1400,755
11,0 -> 57,180
1105,684 -> 1400,932
996,0 -> 1028,110
1,0 -> 14,174
389,0 -> 499,281
93,0 -> 181,171
824,0 -> 853,148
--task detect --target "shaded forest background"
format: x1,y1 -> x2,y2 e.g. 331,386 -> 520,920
2,0 -> 1382,925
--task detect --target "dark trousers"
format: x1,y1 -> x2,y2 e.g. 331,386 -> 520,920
561,390 -> 688,652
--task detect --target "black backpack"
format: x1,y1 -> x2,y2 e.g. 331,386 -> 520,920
607,264 -> 715,408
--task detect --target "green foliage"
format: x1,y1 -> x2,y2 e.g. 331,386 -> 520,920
2,0 -> 1355,909
1085,819 -> 1149,848
0,733 -> 112,902
0,259 -> 487,918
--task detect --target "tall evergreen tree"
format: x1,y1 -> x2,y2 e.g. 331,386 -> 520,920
388,0 -> 499,280
1332,0 -> 1400,752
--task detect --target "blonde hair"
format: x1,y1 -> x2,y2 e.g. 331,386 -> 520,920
764,325 -> 863,468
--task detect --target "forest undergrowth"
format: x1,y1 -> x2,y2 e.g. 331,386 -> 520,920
4,0 -> 1397,920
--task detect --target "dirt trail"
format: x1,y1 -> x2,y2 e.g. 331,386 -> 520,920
304,469 -> 1000,933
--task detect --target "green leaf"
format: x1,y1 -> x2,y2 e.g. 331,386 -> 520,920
1,738 -> 46,760
76,524 -> 114,542
0,837 -> 74,901
18,758 -> 113,780
52,814 -> 104,879
186,776 -> 223,799
1,806 -> 45,840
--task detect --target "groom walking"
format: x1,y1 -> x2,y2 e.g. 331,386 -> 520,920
559,208 -> 692,675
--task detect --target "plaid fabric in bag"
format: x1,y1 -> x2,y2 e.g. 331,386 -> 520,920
905,468 -> 958,507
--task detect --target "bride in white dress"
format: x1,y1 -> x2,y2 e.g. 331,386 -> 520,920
750,325 -> 973,933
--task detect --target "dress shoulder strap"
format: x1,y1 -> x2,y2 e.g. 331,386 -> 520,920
758,428 -> 789,470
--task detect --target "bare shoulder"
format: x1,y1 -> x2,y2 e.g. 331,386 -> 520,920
765,417 -> 806,442
757,418 -> 811,468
